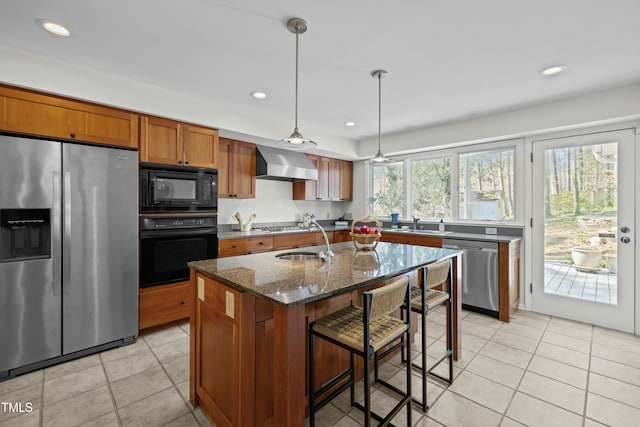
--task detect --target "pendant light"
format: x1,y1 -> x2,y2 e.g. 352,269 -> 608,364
277,17 -> 317,150
369,70 -> 393,163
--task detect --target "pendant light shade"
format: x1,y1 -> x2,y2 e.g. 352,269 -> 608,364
277,17 -> 317,150
369,69 -> 393,163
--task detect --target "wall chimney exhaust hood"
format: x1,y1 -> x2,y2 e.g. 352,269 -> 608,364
255,145 -> 318,181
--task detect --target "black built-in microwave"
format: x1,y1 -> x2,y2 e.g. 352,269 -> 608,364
139,163 -> 217,213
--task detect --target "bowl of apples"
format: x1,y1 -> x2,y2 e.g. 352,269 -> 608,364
350,216 -> 382,251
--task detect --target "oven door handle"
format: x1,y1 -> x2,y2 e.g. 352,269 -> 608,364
140,228 -> 218,239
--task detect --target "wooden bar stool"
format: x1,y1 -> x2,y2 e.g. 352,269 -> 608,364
385,260 -> 453,412
308,276 -> 412,427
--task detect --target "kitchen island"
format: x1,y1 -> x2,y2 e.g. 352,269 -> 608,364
188,241 -> 462,427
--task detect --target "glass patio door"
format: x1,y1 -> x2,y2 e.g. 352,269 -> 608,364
531,129 -> 635,333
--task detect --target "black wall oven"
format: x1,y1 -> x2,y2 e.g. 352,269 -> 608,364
139,215 -> 218,288
140,163 -> 217,213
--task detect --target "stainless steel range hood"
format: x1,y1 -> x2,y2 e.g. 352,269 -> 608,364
255,146 -> 318,181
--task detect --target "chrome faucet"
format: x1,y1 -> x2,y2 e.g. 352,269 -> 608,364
310,219 -> 334,261
411,215 -> 420,230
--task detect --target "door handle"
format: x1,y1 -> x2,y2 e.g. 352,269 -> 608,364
621,226 -> 631,233
620,236 -> 631,244
63,171 -> 71,295
52,171 -> 61,296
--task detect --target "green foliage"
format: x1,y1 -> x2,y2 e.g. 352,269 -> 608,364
412,157 -> 451,218
372,163 -> 404,216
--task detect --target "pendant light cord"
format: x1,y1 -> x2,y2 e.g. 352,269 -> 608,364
294,24 -> 300,132
377,73 -> 382,152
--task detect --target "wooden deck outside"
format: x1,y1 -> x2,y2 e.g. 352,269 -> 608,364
544,262 -> 617,304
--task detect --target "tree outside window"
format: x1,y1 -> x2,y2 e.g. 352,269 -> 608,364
459,149 -> 514,221
411,157 -> 451,219
371,163 -> 404,217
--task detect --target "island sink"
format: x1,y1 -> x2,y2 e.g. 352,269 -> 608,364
275,251 -> 320,261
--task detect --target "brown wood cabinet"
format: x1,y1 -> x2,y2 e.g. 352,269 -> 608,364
218,236 -> 274,257
293,155 -> 353,201
192,274 -> 245,427
139,281 -> 191,331
218,138 -> 256,198
0,84 -> 138,149
339,160 -> 353,201
499,240 -> 521,322
380,232 -> 442,248
273,233 -> 318,251
332,230 -> 351,243
140,115 -> 219,169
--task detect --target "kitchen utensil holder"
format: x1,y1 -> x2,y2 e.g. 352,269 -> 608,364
350,215 -> 381,251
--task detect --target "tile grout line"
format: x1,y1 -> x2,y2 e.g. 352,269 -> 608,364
141,329 -> 201,426
39,369 -> 45,427
497,313 -> 551,425
98,352 -> 124,427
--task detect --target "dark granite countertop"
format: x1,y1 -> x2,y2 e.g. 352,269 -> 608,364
189,241 -> 461,307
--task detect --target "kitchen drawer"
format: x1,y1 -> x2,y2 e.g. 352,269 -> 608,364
273,233 -> 317,250
139,281 -> 191,331
314,231 -> 333,245
380,233 -> 441,247
218,236 -> 274,257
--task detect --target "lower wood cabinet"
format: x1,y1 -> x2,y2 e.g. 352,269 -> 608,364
218,236 -> 274,257
139,281 -> 191,331
218,231 -> 338,257
273,233 -> 318,250
380,232 -> 442,247
332,230 -> 351,243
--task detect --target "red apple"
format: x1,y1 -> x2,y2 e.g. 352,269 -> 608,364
361,225 -> 369,234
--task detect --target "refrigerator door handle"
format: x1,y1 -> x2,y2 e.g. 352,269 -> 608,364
63,171 -> 71,295
52,171 -> 62,297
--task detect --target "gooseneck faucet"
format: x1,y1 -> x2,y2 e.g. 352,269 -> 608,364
412,215 -> 420,230
310,219 -> 334,261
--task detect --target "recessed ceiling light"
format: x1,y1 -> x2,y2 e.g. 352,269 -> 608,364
541,65 -> 567,76
250,91 -> 267,99
344,121 -> 356,127
36,19 -> 71,37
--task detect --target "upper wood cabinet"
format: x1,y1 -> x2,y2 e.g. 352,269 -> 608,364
0,85 -> 138,149
339,160 -> 353,201
293,155 -> 353,201
139,116 -> 219,169
218,138 -> 256,198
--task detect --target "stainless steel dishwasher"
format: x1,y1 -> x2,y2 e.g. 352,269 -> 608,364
442,239 -> 499,318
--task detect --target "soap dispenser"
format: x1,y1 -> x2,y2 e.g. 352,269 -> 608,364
439,219 -> 445,232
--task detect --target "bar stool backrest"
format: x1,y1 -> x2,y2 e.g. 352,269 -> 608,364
424,260 -> 451,289
365,276 -> 410,321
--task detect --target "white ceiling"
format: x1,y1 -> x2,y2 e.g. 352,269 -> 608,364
2,0 -> 640,145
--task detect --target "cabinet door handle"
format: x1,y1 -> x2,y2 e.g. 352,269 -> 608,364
180,300 -> 185,305
70,132 -> 76,138
231,244 -> 237,248
184,161 -> 189,165
178,160 -> 183,164
258,242 -> 264,245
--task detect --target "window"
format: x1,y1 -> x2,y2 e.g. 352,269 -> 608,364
459,149 -> 514,221
411,157 -> 451,219
368,142 -> 518,223
370,162 -> 404,217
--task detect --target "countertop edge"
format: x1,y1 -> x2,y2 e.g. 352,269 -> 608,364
189,249 -> 462,307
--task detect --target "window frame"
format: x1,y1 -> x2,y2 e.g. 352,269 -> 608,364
367,138 -> 524,225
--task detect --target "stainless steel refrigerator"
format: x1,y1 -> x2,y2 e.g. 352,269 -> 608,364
0,135 -> 138,378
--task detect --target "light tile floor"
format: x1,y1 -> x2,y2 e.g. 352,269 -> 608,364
2,310 -> 640,426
